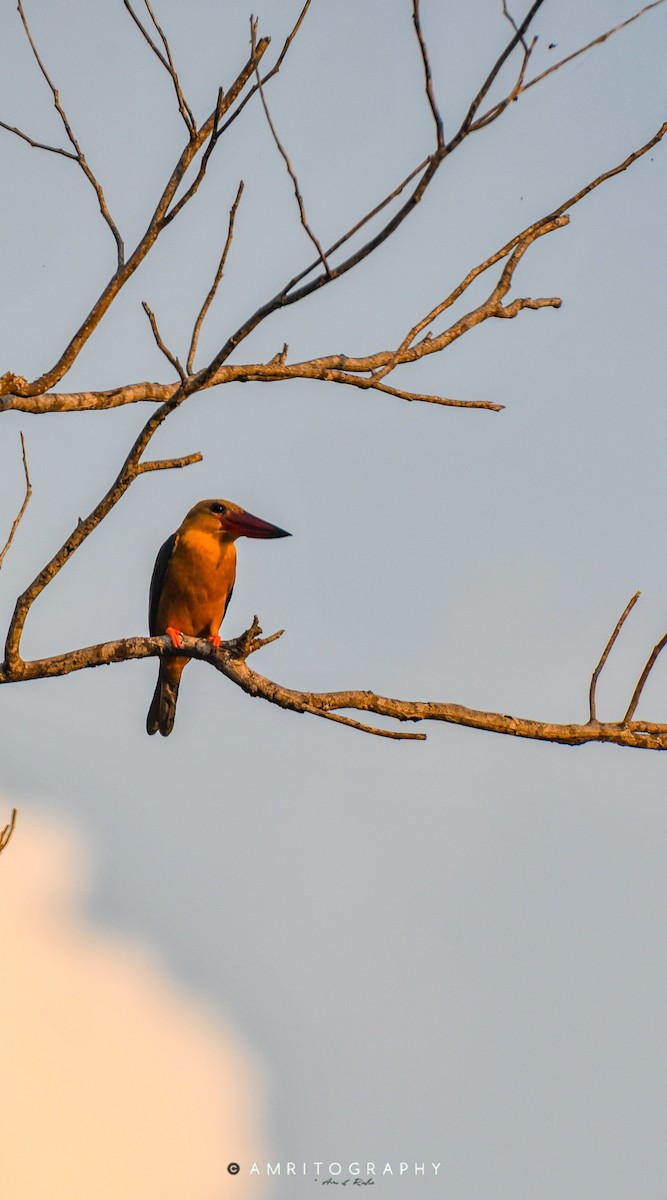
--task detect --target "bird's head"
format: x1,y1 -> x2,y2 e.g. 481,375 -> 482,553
184,498 -> 291,541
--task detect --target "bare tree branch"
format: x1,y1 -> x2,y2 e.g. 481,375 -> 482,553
161,87 -> 226,229
624,629 -> 667,723
319,374 -> 503,411
136,453 -> 202,474
187,180 -> 245,374
470,34 -> 537,131
413,0 -> 445,150
0,433 -> 32,571
0,809 -> 17,855
162,1 -> 313,231
251,18 -> 330,275
0,210 -> 566,417
123,0 -> 197,137
453,0 -> 545,143
0,106 -> 660,421
2,2 -> 665,753
142,302 -> 186,381
2,386 -> 196,671
16,0 -> 125,268
588,592 -> 640,722
501,0 -> 529,52
520,0 -> 667,100
0,38 -> 270,404
0,119 -> 76,159
6,623 -> 667,751
212,0 -> 313,141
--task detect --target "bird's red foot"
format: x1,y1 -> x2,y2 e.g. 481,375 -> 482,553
208,634 -> 222,648
165,626 -> 183,649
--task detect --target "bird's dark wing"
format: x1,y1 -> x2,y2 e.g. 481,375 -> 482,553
223,584 -> 234,620
148,532 -> 177,634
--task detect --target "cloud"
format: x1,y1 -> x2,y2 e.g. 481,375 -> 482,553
0,804 -> 268,1199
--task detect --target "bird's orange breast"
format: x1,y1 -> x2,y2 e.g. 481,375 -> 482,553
155,529 -> 237,640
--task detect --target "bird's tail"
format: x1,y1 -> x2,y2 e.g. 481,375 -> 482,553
146,667 -> 180,737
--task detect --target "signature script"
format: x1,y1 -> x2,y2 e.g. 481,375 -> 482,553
320,1179 -> 374,1187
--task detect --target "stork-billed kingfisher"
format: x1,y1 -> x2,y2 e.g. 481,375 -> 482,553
147,498 -> 290,736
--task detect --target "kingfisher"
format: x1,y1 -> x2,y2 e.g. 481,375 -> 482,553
147,498 -> 290,736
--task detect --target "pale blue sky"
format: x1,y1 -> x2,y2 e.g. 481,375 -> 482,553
1,1 -> 667,1196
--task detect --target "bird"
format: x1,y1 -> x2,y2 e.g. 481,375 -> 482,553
147,498 -> 290,736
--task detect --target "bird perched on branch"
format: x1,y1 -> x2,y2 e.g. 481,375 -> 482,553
147,498 -> 290,736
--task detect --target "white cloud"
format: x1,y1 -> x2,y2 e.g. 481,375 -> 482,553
0,804 -> 268,1199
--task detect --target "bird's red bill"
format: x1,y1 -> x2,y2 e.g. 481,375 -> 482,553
220,509 -> 291,539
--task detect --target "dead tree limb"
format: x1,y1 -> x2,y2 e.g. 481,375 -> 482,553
0,809 -> 17,855
4,614 -> 667,751
0,2 -> 665,751
0,433 -> 32,571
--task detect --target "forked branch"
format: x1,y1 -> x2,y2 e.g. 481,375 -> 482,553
123,0 -> 197,137
5,614 -> 667,750
10,0 -> 125,267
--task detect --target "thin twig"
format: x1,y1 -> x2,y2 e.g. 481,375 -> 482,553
163,0 -> 314,227
123,0 -> 196,136
624,629 -> 667,723
413,0 -> 445,150
16,0 -> 125,267
0,809 -> 17,854
521,0 -> 667,99
316,372 -> 504,411
0,433 -> 32,571
300,703 -> 427,741
279,158 -> 431,294
142,303 -> 186,381
187,180 -> 245,373
251,17 -> 331,275
453,0 -> 546,142
588,591 -> 640,722
471,35 -> 537,130
213,0 -> 313,141
161,86 -> 226,229
6,38 -> 269,402
143,0 -> 197,133
0,120 -> 76,158
136,453 -> 202,473
501,0 -> 529,52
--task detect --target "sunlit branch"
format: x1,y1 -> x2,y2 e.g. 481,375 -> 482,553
2,385 -> 196,670
136,453 -> 202,474
588,592 -> 640,722
6,624 -> 667,751
213,0 -> 313,141
142,302 -> 186,381
16,0 -> 125,267
0,38 -> 269,403
187,180 -> 245,374
0,809 -> 17,855
0,433 -> 32,570
123,0 -> 197,137
624,629 -> 667,723
251,18 -> 330,274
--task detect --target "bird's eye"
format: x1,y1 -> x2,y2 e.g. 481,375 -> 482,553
210,503 -> 227,515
